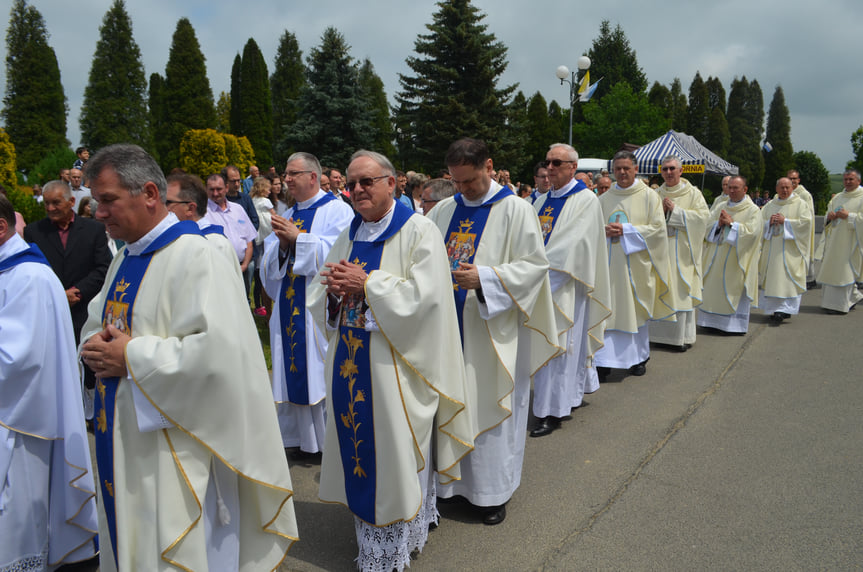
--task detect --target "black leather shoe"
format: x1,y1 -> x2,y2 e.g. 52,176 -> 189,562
628,361 -> 647,376
481,504 -> 506,525
597,366 -> 611,381
529,416 -> 561,438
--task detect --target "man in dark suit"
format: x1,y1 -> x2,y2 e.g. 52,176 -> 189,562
24,180 -> 111,385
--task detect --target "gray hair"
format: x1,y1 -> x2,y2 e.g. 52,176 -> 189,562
422,178 -> 456,202
43,179 -> 72,200
349,150 -> 396,178
844,169 -> 861,180
286,152 -> 322,182
612,150 -> 638,166
84,144 -> 167,201
661,155 -> 682,169
549,143 -> 579,161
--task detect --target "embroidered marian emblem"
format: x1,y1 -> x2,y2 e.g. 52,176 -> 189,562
446,219 -> 477,284
103,277 -> 132,334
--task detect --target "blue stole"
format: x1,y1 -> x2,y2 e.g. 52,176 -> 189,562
537,181 -> 587,245
93,221 -> 202,564
200,224 -> 225,236
0,243 -> 50,272
279,193 -> 337,404
442,187 -> 513,342
332,201 -> 414,523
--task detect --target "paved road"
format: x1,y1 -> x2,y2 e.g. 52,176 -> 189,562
280,286 -> 863,571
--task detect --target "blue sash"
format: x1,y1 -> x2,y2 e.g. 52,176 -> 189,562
537,181 -> 587,245
0,243 -> 50,272
93,221 -> 202,564
442,188 -> 513,342
332,201 -> 413,523
280,193 -> 336,404
201,224 -> 225,236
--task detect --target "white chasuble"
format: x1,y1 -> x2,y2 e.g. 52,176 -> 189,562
817,187 -> 863,286
759,194 -> 812,299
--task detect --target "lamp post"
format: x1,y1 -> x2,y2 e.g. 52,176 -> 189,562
555,55 -> 591,146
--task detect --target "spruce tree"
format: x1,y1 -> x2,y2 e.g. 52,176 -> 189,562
394,0 -> 515,172
79,0 -> 148,151
155,18 -> 216,171
2,0 -> 68,172
499,90 -> 528,181
687,72 -> 710,143
285,27 -> 376,169
727,76 -> 764,188
763,85 -> 793,187
706,106 -> 730,158
648,81 -> 672,125
747,79 -> 765,188
669,78 -> 687,132
235,39 -> 273,167
705,76 -> 726,113
585,20 -> 647,102
523,92 -> 558,168
270,30 -> 305,167
229,54 -> 242,136
358,58 -> 395,160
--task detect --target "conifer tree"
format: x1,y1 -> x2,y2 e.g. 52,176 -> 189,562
155,18 -> 216,171
727,76 -> 764,188
2,0 -> 68,171
669,78 -> 687,132
648,81 -> 672,125
148,72 -> 164,162
394,0 -> 514,172
499,90 -> 528,181
687,72 -> 710,144
215,92 -> 231,133
705,76 -> 726,113
236,39 -> 272,167
358,58 -> 395,160
585,20 -> 647,102
80,0 -> 148,151
229,54 -> 242,135
848,126 -> 863,174
763,85 -> 793,187
793,150 -> 830,213
284,27 -> 376,169
270,30 -> 305,167
523,92 -> 559,168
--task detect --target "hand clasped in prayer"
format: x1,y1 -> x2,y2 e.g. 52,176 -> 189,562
322,259 -> 368,296
81,324 -> 131,379
452,262 -> 481,290
605,222 -> 623,238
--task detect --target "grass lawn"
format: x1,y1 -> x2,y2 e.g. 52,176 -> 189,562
253,311 -> 273,371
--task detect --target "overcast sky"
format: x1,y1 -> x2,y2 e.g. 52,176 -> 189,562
1,0 -> 859,174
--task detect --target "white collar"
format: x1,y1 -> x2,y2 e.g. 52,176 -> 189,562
126,213 -> 177,256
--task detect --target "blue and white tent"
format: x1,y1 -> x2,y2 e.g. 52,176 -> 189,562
633,130 -> 738,177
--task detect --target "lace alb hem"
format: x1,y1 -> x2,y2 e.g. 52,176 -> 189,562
354,485 -> 440,572
0,549 -> 47,572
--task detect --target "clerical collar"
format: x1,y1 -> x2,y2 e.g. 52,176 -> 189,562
355,202 -> 396,242
461,180 -> 503,207
196,216 -> 213,230
665,181 -> 685,192
550,178 -> 576,198
615,180 -> 638,191
126,212 -> 177,256
0,232 -> 27,262
295,189 -> 327,210
727,198 -> 744,207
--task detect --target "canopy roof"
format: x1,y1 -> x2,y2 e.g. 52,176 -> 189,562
633,130 -> 738,176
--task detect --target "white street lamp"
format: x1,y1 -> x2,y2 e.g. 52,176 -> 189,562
556,56 -> 591,145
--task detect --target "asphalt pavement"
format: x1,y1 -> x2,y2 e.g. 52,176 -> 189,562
280,285 -> 863,571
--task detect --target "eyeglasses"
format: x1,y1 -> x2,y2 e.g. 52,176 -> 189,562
534,174 -> 549,179
285,170 -> 312,178
421,198 -> 440,204
346,175 -> 389,192
541,159 -> 575,168
166,200 -> 194,206
660,166 -> 679,172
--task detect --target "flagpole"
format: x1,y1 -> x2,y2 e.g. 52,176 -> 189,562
555,56 -> 591,146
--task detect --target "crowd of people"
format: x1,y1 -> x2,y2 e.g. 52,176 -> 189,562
2,138 -> 862,572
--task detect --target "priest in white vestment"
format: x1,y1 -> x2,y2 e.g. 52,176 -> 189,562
649,156 -> 710,351
697,175 -> 762,333
787,169 -> 816,285
79,145 -> 297,571
758,177 -> 812,324
429,138 -> 560,525
529,144 -> 611,438
595,151 -> 674,379
816,169 -> 863,314
309,150 -> 475,572
0,196 -> 99,572
261,152 -> 353,456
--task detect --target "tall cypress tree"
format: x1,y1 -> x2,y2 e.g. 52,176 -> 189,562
687,72 -> 710,143
229,54 -> 242,135
705,76 -> 726,114
79,0 -> 148,151
237,39 -> 272,167
148,72 -> 164,163
270,30 -> 305,167
747,79 -> 765,188
358,58 -> 395,160
155,18 -> 216,171
727,76 -> 764,188
394,0 -> 515,172
669,78 -> 687,132
2,0 -> 68,172
585,20 -> 647,102
763,85 -> 792,187
285,27 -> 376,169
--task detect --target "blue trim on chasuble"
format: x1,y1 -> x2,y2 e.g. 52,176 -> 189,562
443,188 -> 513,342
280,192 -> 337,404
538,181 -> 586,245
93,221 -> 202,564
201,224 -> 225,236
334,202 -> 414,524
0,243 -> 50,271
